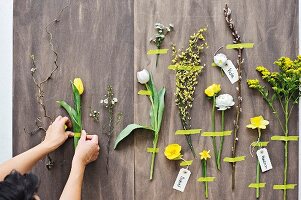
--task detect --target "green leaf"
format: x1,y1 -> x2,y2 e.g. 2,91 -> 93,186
71,82 -> 82,125
147,74 -> 158,130
114,124 -> 154,149
56,100 -> 81,130
156,87 -> 166,132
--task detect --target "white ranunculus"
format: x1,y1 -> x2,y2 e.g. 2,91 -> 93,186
137,69 -> 150,84
214,53 -> 228,67
216,94 -> 235,111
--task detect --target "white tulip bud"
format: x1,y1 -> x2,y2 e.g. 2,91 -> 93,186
137,69 -> 150,84
214,53 -> 228,67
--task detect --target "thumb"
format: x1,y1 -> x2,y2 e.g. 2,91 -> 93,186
80,130 -> 87,141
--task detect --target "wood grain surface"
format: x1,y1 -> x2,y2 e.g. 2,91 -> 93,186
13,0 -> 298,199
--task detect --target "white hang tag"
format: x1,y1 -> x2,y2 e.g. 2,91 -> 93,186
221,60 -> 239,84
173,168 -> 191,192
256,148 -> 273,172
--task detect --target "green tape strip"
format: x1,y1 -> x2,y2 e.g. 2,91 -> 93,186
74,132 -> 81,137
168,65 -> 203,71
179,160 -> 193,167
273,184 -> 297,190
138,90 -> 151,96
147,49 -> 169,55
251,141 -> 269,147
64,125 -> 68,130
226,43 -> 254,49
175,129 -> 202,135
248,183 -> 266,188
271,136 -> 299,141
211,62 -> 218,67
147,148 -> 159,153
197,177 -> 216,182
201,131 -> 232,137
223,156 -> 246,163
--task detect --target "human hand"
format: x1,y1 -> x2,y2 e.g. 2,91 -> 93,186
72,130 -> 100,167
42,116 -> 74,152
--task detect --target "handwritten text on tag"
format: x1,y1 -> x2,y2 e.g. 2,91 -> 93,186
173,168 -> 191,192
256,148 -> 272,172
222,60 -> 239,84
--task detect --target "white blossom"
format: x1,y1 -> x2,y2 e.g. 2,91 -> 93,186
215,94 -> 235,111
214,53 -> 227,67
137,69 -> 150,84
113,97 -> 118,103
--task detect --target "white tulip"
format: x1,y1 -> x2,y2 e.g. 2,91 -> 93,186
214,53 -> 228,67
216,94 -> 235,111
137,69 -> 150,84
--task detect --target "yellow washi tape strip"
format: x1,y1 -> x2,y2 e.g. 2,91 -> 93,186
248,183 -> 266,188
226,43 -> 254,49
271,136 -> 299,141
201,131 -> 232,137
197,177 -> 215,182
251,141 -> 269,147
74,132 -> 81,137
179,160 -> 193,167
168,65 -> 203,71
138,90 -> 152,96
147,49 -> 169,55
273,184 -> 297,190
175,129 -> 202,135
223,156 -> 246,163
147,148 -> 159,153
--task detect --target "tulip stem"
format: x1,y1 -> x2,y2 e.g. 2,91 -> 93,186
149,133 -> 158,180
217,110 -> 225,170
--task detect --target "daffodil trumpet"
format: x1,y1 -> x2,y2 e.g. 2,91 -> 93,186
57,78 -> 84,148
114,69 -> 166,180
247,56 -> 301,200
247,116 -> 269,199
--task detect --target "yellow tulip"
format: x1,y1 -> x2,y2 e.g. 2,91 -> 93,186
199,150 -> 211,160
246,116 -> 269,129
73,78 -> 84,95
204,84 -> 221,97
164,144 -> 182,160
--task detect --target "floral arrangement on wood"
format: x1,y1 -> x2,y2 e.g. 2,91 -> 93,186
114,69 -> 166,180
169,27 -> 208,157
57,78 -> 84,148
247,116 -> 270,198
247,56 -> 301,200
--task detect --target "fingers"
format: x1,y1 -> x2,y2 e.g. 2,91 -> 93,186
54,115 -> 62,123
90,135 -> 99,144
66,131 -> 74,137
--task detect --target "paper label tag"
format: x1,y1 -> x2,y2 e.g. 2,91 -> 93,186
221,60 -> 239,84
173,168 -> 191,192
256,148 -> 272,172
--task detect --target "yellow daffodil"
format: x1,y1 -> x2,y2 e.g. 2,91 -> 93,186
246,116 -> 269,129
204,84 -> 221,97
164,144 -> 182,160
73,78 -> 84,95
199,150 -> 211,160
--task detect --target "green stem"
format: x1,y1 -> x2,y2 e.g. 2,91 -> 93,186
256,158 -> 260,198
211,96 -> 218,170
283,99 -> 289,200
149,134 -> 158,180
256,128 -> 262,199
203,160 -> 208,199
217,110 -> 225,170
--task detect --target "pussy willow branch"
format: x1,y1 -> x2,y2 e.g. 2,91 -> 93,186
25,0 -> 71,169
224,4 -> 244,190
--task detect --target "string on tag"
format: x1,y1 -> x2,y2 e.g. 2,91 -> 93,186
249,136 -> 261,157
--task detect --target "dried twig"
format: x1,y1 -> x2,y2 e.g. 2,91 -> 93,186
224,4 -> 244,190
25,0 -> 71,169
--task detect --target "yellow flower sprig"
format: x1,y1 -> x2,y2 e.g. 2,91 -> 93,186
247,116 -> 269,199
247,56 -> 301,200
199,150 -> 211,199
172,27 -> 208,157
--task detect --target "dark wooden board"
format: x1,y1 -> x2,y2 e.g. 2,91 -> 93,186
13,0 -> 298,199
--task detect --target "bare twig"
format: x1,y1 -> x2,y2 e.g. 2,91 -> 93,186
25,0 -> 71,170
224,4 -> 244,190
